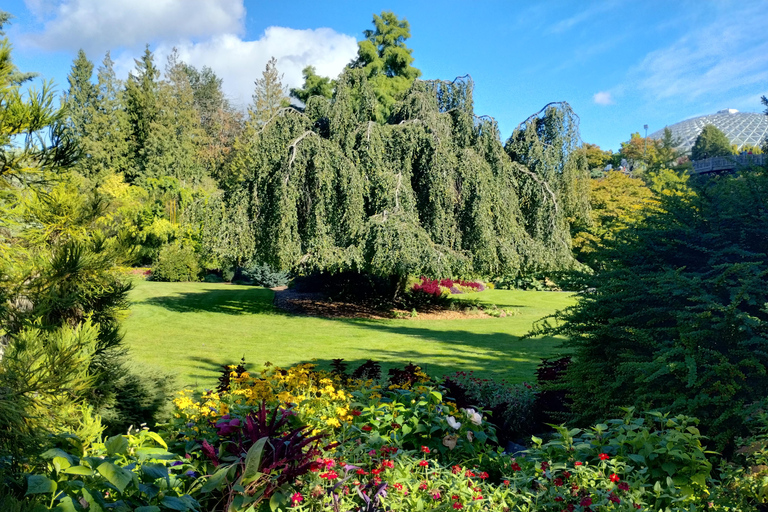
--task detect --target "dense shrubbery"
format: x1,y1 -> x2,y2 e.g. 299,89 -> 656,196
150,243 -> 202,281
239,263 -> 291,288
15,362 -> 768,511
538,168 -> 768,451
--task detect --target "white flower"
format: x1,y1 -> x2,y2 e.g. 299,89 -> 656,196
464,408 -> 482,426
446,416 -> 462,430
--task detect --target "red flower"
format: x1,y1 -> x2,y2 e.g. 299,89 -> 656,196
610,473 -> 620,482
503,480 -> 510,486
634,504 -> 642,509
290,492 -> 303,506
351,410 -> 361,416
452,465 -> 462,474
609,493 -> 621,504
419,460 -> 429,467
541,461 -> 550,470
381,460 -> 394,469
555,496 -> 564,502
618,482 -> 630,491
451,494 -> 460,500
320,470 -> 339,480
599,453 -> 610,460
453,503 -> 463,510
580,496 -> 593,507
362,425 -> 372,432
511,462 -> 522,472
574,461 -> 583,466
373,476 -> 382,485
421,446 -> 431,453
479,471 -> 489,480
472,495 -> 483,501
371,468 -> 382,475
562,471 -> 571,479
465,470 -> 476,477
356,469 -> 368,475
419,481 -> 428,490
553,477 -> 563,487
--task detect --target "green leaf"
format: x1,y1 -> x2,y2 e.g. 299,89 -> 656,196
105,435 -> 129,456
627,454 -> 646,465
135,447 -> 174,460
53,456 -> 71,472
62,466 -> 94,476
142,463 -> 169,481
269,491 -> 287,511
97,461 -> 134,493
201,466 -> 230,493
25,475 -> 57,495
135,507 -> 161,512
429,390 -> 442,403
241,437 -> 268,485
160,496 -> 190,511
145,431 -> 168,449
52,496 -> 78,512
661,462 -> 677,475
41,448 -> 73,464
81,488 -> 104,512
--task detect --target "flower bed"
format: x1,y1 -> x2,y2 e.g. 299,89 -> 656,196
21,363 -> 768,511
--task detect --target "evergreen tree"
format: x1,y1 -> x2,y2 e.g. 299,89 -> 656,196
691,124 -> 732,160
348,11 -> 421,121
209,72 -> 585,287
250,56 -> 289,127
124,45 -> 161,182
290,65 -> 334,104
142,49 -> 206,185
63,49 -> 97,147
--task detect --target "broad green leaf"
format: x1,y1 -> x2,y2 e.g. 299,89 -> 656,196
661,462 -> 677,475
142,463 -> 169,480
62,466 -> 94,476
52,496 -> 78,512
97,461 -> 134,492
105,435 -> 129,456
429,391 -> 442,403
41,448 -> 73,463
81,488 -> 104,512
53,456 -> 71,472
201,466 -> 230,493
160,496 -> 190,511
269,491 -> 287,511
136,447 -> 173,460
25,475 -> 57,495
241,437 -> 268,484
135,507 -> 161,512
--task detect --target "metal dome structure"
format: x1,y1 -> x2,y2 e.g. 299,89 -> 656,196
649,109 -> 768,153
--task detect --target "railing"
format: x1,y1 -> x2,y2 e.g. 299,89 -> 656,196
692,154 -> 766,174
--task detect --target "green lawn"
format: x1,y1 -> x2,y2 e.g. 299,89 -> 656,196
123,279 -> 576,389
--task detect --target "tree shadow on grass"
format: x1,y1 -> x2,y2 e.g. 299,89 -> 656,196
138,287 -> 285,315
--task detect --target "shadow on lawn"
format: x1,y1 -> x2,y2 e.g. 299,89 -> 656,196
297,320 -> 568,381
139,286 -> 284,315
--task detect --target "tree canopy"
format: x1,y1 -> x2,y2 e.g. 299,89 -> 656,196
691,124 -> 732,160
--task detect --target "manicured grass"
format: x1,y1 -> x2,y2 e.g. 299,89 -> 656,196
123,279 -> 576,390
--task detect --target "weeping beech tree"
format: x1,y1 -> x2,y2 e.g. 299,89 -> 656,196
208,71 -> 588,289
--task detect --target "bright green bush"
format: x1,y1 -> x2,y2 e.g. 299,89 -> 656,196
150,243 -> 201,282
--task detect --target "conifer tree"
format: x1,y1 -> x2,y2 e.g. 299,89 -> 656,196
250,56 -> 289,127
290,65 -> 334,104
124,45 -> 160,182
691,124 -> 732,160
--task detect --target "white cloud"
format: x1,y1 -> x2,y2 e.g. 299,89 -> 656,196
630,3 -> 768,102
22,0 -> 358,108
154,28 -> 358,107
593,91 -> 614,105
24,0 -> 245,53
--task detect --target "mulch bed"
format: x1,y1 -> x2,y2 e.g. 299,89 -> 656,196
272,287 -> 490,320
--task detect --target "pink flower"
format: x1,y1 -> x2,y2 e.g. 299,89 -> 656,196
290,492 -> 303,506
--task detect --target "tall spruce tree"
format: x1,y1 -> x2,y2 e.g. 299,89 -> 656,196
63,49 -> 97,150
89,51 -> 131,178
124,45 -> 160,182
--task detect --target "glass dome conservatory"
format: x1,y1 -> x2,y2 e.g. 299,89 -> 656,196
649,109 -> 768,152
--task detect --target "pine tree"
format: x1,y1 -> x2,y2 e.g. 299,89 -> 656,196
63,49 -> 97,147
250,56 -> 289,127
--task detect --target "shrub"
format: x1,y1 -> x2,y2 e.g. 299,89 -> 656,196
535,169 -> 768,451
150,243 -> 201,282
240,262 -> 290,287
443,372 -> 538,443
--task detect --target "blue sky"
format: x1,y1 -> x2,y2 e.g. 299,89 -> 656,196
3,0 -> 767,151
